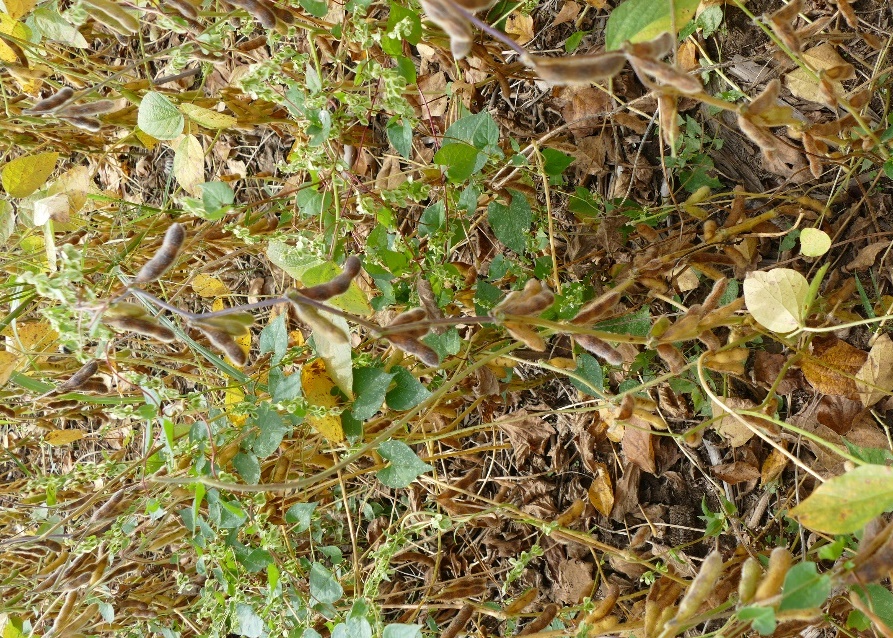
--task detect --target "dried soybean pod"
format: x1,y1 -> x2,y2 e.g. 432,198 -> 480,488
194,312 -> 254,336
701,278 -> 729,314
55,360 -> 99,393
494,279 -> 554,316
168,0 -> 200,19
57,100 -> 117,117
299,256 -> 362,301
674,551 -> 724,624
754,547 -> 793,602
60,116 -> 103,132
133,223 -> 186,284
388,308 -> 429,338
574,334 -> 623,365
271,4 -> 295,23
572,283 -> 630,325
104,316 -> 177,343
524,51 -> 627,86
195,324 -> 248,366
585,580 -> 619,624
388,333 -> 440,366
738,556 -> 762,604
228,0 -> 277,28
84,0 -> 141,34
441,604 -> 474,638
24,87 -> 75,114
518,603 -> 558,635
106,301 -> 150,318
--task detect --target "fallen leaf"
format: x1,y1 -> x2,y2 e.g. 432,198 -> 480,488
845,241 -> 889,272
495,409 -> 555,467
801,339 -> 867,400
711,397 -> 757,447
45,429 -> 84,445
761,445 -> 789,485
0,350 -> 20,387
785,43 -> 854,107
588,462 -> 614,516
712,461 -> 760,484
856,334 -> 893,407
301,358 -> 345,444
505,13 -> 534,45
552,1 -> 580,26
192,273 -> 230,298
2,321 -> 58,352
622,419 -> 655,474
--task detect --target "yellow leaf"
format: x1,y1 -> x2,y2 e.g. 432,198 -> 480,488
743,268 -> 809,334
587,462 -> 614,516
134,129 -> 159,150
800,228 -> 831,257
225,385 -> 247,426
48,165 -> 91,214
2,0 -> 37,19
1,151 -> 59,198
2,321 -> 57,352
0,13 -> 29,63
192,273 -> 230,298
856,334 -> 893,407
180,103 -> 238,129
172,134 -> 204,196
801,339 -> 867,400
300,358 -> 345,443
0,350 -> 19,387
785,43 -> 852,107
45,429 -> 84,445
236,332 -> 251,362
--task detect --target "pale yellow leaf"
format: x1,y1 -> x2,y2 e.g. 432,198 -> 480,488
711,398 -> 756,447
800,228 -> 831,257
0,350 -> 19,387
1,151 -> 58,198
172,134 -> 204,196
192,273 -> 229,298
225,385 -> 247,426
48,165 -> 90,213
180,103 -> 238,130
856,334 -> 893,407
505,13 -> 534,45
587,462 -> 614,516
743,268 -> 809,333
785,43 -> 852,107
45,429 -> 84,445
0,13 -> 29,63
1,0 -> 38,19
2,321 -> 57,352
301,358 -> 345,443
32,193 -> 69,226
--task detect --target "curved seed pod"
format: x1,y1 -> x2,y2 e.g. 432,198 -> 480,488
572,284 -> 629,325
574,334 -> 623,365
60,116 -> 103,132
617,394 -> 635,420
701,278 -> 729,314
298,256 -> 362,301
84,0 -> 141,34
104,316 -> 177,343
56,100 -> 117,117
55,360 -> 99,393
24,87 -> 75,114
388,333 -> 439,366
441,603 -> 474,638
585,581 -> 619,624
51,591 -> 79,634
656,343 -> 685,374
168,0 -> 200,19
518,603 -> 558,636
133,223 -> 186,284
674,551 -> 724,624
419,0 -> 474,59
106,302 -> 149,319
195,324 -> 248,366
754,547 -> 793,602
193,312 -> 254,336
504,321 -> 545,351
228,0 -> 277,28
387,307 -> 429,338
271,4 -> 295,23
524,52 -> 627,86
494,279 -> 554,316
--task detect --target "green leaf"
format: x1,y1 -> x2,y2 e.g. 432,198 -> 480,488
310,562 -> 343,604
800,228 -> 831,257
333,618 -> 372,638
423,327 -> 461,360
301,0 -> 328,17
233,603 -> 264,638
779,562 -> 831,611
383,625 -> 423,638
386,366 -> 431,410
266,240 -> 324,280
541,148 -> 575,176
376,439 -> 434,488
303,261 -> 372,316
743,268 -> 809,334
241,548 -> 273,573
488,189 -> 532,253
789,464 -> 893,534
352,367 -> 395,421
697,4 -> 723,37
594,306 -> 652,337
433,143 -> 480,182
200,182 -> 234,217
738,606 -> 776,636
137,91 -> 184,141
285,502 -> 317,532
605,0 -> 699,50
252,404 -> 288,458
382,2 -> 421,55
233,452 -> 260,484
843,439 -> 893,465
853,585 -> 893,632
419,200 -> 445,237
571,353 -> 604,395
1,152 -> 58,198
31,7 -> 88,47
567,187 -> 602,220
259,313 -> 288,365
564,29 -> 589,52
387,118 -> 413,159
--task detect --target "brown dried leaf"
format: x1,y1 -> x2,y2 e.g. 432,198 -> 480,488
856,334 -> 893,407
786,43 -> 853,107
495,409 -> 555,467
761,445 -> 789,485
712,461 -> 760,485
711,397 -> 757,447
622,419 -> 655,474
801,339 -> 867,399
552,1 -> 580,26
505,12 -> 534,45
845,241 -> 889,272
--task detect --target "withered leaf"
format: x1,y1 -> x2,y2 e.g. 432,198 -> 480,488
621,418 -> 655,474
588,462 -> 614,516
712,461 -> 760,485
801,339 -> 868,400
856,334 -> 893,407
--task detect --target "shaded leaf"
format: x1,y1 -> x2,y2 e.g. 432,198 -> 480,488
138,91 -> 184,140
376,439 -> 434,488
605,0 -> 698,50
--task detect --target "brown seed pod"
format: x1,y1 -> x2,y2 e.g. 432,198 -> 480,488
504,321 -> 546,351
60,116 -> 103,132
701,278 -> 729,314
518,603 -> 558,636
195,324 -> 248,366
133,223 -> 186,284
24,87 -> 75,114
494,279 -> 554,316
387,307 -> 429,338
83,0 -> 141,34
55,360 -> 99,393
656,343 -> 685,374
524,52 -> 627,86
227,0 -> 277,28
572,289 -> 622,325
104,316 -> 177,343
106,301 -> 149,319
193,312 -> 254,337
388,333 -> 440,366
441,604 -> 474,638
419,0 -> 475,58
674,551 -> 724,623
168,0 -> 200,19
298,256 -> 362,301
56,100 -> 117,117
574,334 -> 623,366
